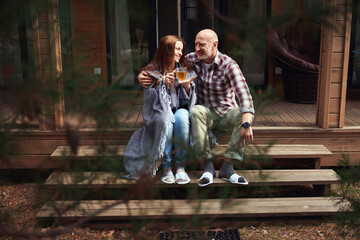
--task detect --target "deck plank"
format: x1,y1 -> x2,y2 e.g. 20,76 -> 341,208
258,105 -> 279,126
273,101 -> 313,127
123,104 -> 142,128
253,112 -> 267,127
134,108 -> 143,128
345,100 -> 360,126
286,102 -> 315,127
268,103 -> 294,127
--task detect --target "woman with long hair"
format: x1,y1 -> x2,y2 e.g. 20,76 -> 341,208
123,35 -> 196,184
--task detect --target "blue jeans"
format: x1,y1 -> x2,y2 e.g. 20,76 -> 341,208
163,108 -> 190,170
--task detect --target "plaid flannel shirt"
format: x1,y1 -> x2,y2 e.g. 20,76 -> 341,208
186,51 -> 255,117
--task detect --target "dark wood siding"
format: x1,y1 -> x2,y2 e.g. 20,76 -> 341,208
70,0 -> 107,85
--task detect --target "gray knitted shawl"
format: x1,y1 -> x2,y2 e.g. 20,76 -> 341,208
122,70 -> 196,180
122,80 -> 173,179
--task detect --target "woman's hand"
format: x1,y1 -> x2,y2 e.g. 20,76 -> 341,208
178,76 -> 195,85
164,71 -> 176,88
138,71 -> 153,88
179,76 -> 195,94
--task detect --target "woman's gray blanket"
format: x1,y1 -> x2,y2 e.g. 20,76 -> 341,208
122,80 -> 174,180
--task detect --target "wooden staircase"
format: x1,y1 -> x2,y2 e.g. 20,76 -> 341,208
36,144 -> 351,223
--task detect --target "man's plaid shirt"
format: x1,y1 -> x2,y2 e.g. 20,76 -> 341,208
186,51 -> 255,117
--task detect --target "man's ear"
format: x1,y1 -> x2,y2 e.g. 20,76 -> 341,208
213,41 -> 218,48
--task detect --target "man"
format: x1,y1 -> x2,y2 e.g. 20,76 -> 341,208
139,29 -> 255,186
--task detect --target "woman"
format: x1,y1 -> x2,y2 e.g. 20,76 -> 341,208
122,35 -> 196,184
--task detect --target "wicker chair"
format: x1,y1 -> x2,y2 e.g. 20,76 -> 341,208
266,18 -> 321,104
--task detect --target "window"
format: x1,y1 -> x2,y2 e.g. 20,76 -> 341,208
0,8 -> 33,89
181,0 -> 268,88
0,1 -> 37,128
106,0 -> 153,87
348,0 -> 360,89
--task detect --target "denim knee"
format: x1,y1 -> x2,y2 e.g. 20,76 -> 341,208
174,109 -> 190,142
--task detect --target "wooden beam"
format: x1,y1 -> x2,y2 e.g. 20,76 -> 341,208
49,0 -> 65,130
317,0 -> 353,128
36,197 -> 350,221
339,0 -> 353,127
317,0 -> 335,128
32,12 -> 46,130
32,0 -> 65,130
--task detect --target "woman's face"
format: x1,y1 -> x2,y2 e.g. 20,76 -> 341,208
173,41 -> 183,63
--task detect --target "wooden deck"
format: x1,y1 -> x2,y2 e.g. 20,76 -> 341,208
2,90 -> 360,169
65,90 -> 360,128
2,89 -> 360,128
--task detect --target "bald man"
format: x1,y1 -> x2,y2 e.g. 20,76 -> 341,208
139,29 -> 255,186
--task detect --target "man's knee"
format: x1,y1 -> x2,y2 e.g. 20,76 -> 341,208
190,105 -> 206,119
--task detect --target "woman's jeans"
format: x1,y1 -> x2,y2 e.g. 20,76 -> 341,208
163,108 -> 190,170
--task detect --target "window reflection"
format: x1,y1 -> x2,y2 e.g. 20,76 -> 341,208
107,0 -> 149,87
182,0 -> 267,87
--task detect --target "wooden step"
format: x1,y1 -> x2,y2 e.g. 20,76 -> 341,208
51,144 -> 332,169
51,144 -> 332,159
44,169 -> 339,189
36,197 -> 350,221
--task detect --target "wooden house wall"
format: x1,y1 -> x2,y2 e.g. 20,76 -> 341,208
70,0 -> 107,85
317,0 -> 352,128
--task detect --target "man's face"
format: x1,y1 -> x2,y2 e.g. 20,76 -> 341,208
195,36 -> 214,61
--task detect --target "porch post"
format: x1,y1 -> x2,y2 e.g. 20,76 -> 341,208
316,0 -> 353,128
49,0 -> 65,130
32,0 -> 65,130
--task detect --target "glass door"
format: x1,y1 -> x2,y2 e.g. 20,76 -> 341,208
181,0 -> 268,88
106,0 -> 156,88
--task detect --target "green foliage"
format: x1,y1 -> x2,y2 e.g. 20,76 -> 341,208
335,155 -> 360,236
250,87 -> 279,114
0,0 -> 344,239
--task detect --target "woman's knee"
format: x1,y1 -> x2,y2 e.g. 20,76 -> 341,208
174,108 -> 190,122
174,109 -> 190,137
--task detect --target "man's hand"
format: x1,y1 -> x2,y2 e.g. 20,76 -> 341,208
240,126 -> 253,147
240,112 -> 254,147
138,71 -> 153,88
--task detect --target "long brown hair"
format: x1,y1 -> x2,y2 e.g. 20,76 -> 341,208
143,35 -> 192,76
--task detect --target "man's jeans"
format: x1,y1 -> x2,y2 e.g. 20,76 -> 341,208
190,105 -> 244,161
163,108 -> 190,170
